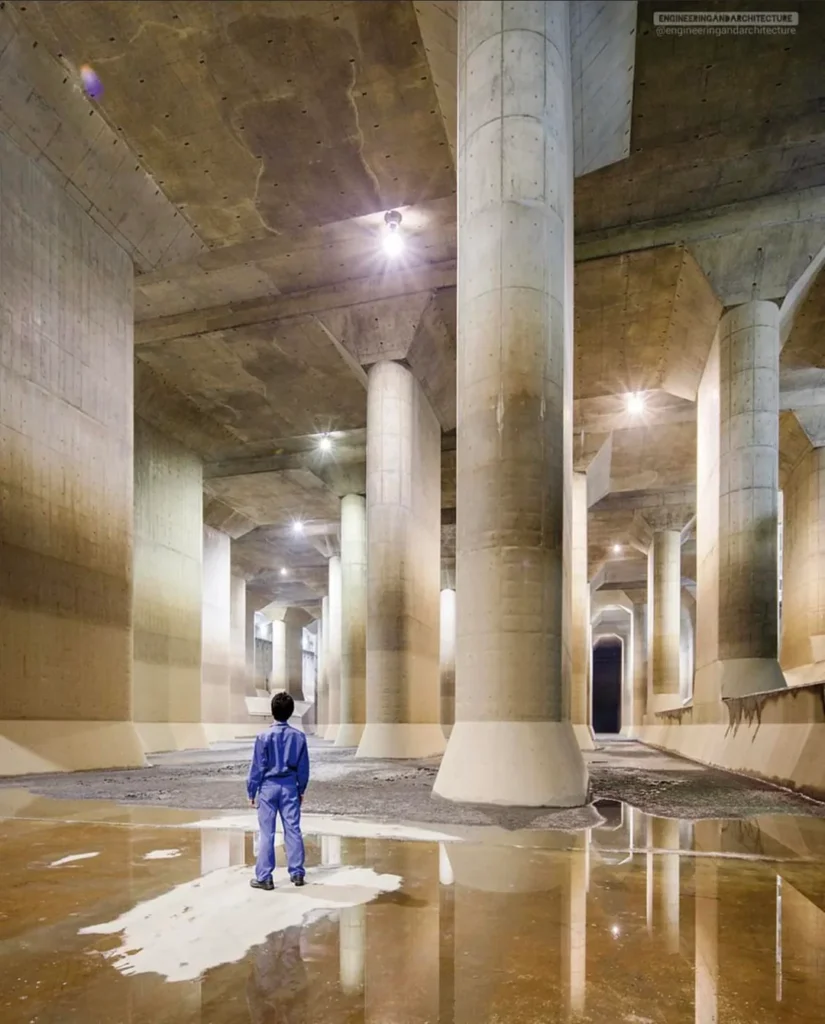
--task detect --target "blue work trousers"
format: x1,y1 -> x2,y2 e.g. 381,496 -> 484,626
255,777 -> 305,882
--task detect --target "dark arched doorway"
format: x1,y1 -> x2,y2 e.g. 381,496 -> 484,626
592,638 -> 622,734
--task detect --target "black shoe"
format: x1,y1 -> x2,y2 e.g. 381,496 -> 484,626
250,878 -> 274,891
291,874 -> 305,887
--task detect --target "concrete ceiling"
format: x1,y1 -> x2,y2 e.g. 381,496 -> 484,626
575,0 -> 825,234
9,0 -> 825,603
19,0 -> 455,244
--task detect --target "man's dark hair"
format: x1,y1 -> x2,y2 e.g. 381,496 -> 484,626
271,691 -> 295,722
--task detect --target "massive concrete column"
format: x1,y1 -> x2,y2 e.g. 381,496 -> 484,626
338,494 -> 367,747
718,302 -> 783,693
316,596 -> 329,728
647,530 -> 682,711
229,575 -> 249,721
679,591 -> 695,702
440,588 -> 456,736
571,473 -> 595,750
133,418 -> 205,752
630,598 -> 648,734
284,608 -> 309,702
245,590 -> 270,695
358,361 -> 444,758
324,555 -> 342,740
0,131 -> 143,774
435,0 -> 587,806
201,526 -> 232,725
695,302 -> 785,701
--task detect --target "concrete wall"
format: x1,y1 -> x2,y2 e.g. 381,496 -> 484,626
782,446 -> 825,682
133,418 -> 205,752
0,131 -> 143,773
643,683 -> 825,802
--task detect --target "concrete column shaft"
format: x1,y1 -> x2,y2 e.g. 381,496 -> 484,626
325,555 -> 342,738
435,0 -> 587,806
316,595 -> 329,727
440,588 -> 456,735
338,494 -> 367,746
718,300 -> 780,659
631,601 -> 648,729
570,473 -> 594,748
358,361 -> 443,758
648,530 -> 681,698
284,619 -> 304,701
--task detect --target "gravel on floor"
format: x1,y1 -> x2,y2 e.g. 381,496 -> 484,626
1,738 -> 822,830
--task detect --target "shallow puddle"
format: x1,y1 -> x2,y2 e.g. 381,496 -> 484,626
0,793 -> 823,1022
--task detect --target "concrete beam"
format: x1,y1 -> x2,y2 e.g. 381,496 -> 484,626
134,262 -> 457,345
205,430 -> 457,480
575,186 -> 825,263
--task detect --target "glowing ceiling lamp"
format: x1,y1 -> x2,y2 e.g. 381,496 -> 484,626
280,567 -> 289,577
383,209 -> 404,257
292,520 -> 304,536
318,434 -> 333,453
612,543 -> 622,555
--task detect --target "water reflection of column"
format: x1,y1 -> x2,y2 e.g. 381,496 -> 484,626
450,840 -> 576,1023
694,821 -> 719,1024
646,817 -> 654,933
340,905 -> 366,995
365,841 -> 440,1022
440,844 -> 456,1024
201,829 -> 245,875
322,835 -> 342,867
652,817 -> 681,953
562,834 -> 588,1018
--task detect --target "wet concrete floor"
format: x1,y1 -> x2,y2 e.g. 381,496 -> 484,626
1,790 -> 824,1023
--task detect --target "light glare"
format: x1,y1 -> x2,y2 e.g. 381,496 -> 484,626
292,520 -> 304,535
383,228 -> 404,258
280,567 -> 289,577
612,543 -> 622,555
626,391 -> 645,415
318,435 -> 333,453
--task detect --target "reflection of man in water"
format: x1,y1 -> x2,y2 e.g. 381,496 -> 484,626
246,927 -> 308,1024
248,691 -> 310,890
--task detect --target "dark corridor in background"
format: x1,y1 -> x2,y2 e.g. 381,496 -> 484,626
592,641 -> 622,734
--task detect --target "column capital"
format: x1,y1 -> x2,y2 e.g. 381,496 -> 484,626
638,505 -> 695,534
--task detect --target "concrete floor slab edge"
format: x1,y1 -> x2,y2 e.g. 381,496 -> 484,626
355,723 -> 447,759
433,722 -> 589,807
0,722 -> 146,775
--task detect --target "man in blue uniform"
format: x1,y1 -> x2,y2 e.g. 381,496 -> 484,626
247,691 -> 310,890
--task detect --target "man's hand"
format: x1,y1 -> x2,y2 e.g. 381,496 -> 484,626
249,798 -> 256,808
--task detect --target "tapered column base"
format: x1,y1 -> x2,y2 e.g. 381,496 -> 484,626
433,721 -> 589,807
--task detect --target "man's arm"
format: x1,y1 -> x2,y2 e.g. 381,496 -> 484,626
296,736 -> 310,799
247,734 -> 266,804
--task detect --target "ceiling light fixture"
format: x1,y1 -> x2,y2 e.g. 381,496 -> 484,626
626,391 -> 645,415
318,434 -> 333,453
292,521 -> 304,535
280,567 -> 289,577
383,209 -> 403,257
612,543 -> 622,555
